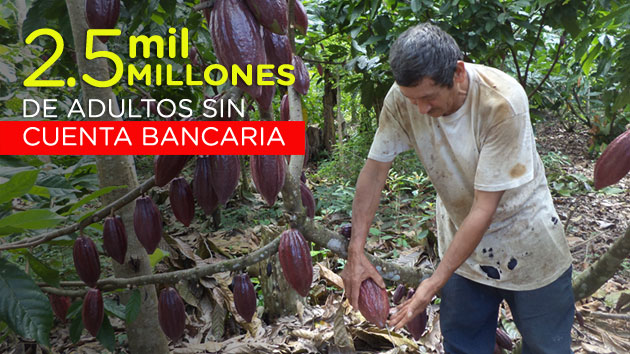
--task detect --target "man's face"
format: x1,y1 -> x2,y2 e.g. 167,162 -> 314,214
398,78 -> 457,118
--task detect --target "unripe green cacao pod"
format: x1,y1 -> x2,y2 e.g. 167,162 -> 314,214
73,236 -> 101,287
169,177 -> 195,226
278,229 -> 313,297
358,278 -> 389,328
133,196 -> 163,254
158,287 -> 186,341
82,288 -> 104,337
232,273 -> 256,322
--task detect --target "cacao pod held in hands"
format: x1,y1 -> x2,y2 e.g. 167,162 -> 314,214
358,278 -> 389,328
278,229 -> 313,297
103,215 -> 127,264
133,196 -> 163,254
250,155 -> 286,206
392,284 -> 406,305
403,289 -> 428,339
169,177 -> 195,226
82,288 -> 104,337
232,273 -> 256,322
158,287 -> 186,341
73,236 -> 101,287
594,129 -> 630,189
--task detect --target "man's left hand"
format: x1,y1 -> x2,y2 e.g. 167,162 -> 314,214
388,279 -> 435,330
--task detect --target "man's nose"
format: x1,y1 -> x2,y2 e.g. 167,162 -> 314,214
413,100 -> 431,114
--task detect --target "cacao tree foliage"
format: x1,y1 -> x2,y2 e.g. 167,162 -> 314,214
0,0 -> 629,349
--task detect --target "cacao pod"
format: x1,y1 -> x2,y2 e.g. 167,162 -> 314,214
49,294 -> 71,322
292,55 -> 310,95
169,177 -> 195,226
158,287 -> 186,341
300,171 -> 307,183
82,288 -> 104,337
317,63 -> 323,76
232,273 -> 256,322
392,284 -> 406,305
263,29 -> 292,72
154,155 -> 190,187
256,79 -> 276,112
494,343 -> 502,354
339,223 -> 352,239
405,288 -> 427,340
133,196 -> 163,254
85,0 -> 120,43
250,155 -> 286,206
293,0 -> 308,35
358,278 -> 389,328
73,236 -> 101,287
280,94 -> 290,121
103,215 -> 127,264
278,229 -> 313,296
245,0 -> 288,35
193,156 -> 219,215
299,182 -> 315,218
594,129 -> 630,189
189,47 -> 199,67
209,155 -> 241,205
495,327 -> 513,350
210,0 -> 266,99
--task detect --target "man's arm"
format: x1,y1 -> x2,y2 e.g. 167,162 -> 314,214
341,158 -> 393,309
389,188 -> 505,330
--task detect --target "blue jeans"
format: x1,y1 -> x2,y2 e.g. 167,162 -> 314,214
440,266 -> 574,354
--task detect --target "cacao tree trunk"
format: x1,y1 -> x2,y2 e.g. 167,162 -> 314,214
322,69 -> 336,154
64,1 -> 169,352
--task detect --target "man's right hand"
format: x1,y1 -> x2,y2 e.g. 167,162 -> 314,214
341,251 -> 386,309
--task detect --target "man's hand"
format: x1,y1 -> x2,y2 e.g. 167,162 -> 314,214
341,252 -> 386,309
388,279 -> 436,330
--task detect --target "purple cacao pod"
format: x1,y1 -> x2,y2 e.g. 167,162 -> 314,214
299,182 -> 315,218
154,155 -> 190,187
210,0 -> 267,99
392,284 -> 406,305
73,236 -> 101,287
404,289 -> 428,340
209,155 -> 241,206
263,29 -> 292,72
255,79 -> 276,112
293,0 -> 308,35
232,273 -> 256,322
82,288 -> 104,337
245,0 -> 288,35
292,55 -> 310,95
49,294 -> 71,322
594,129 -> 630,189
193,156 -> 219,215
158,287 -> 186,341
495,327 -> 513,350
358,278 -> 389,328
169,177 -> 195,226
280,94 -> 290,121
250,155 -> 286,206
339,223 -> 352,239
133,196 -> 163,254
85,0 -> 120,43
103,215 -> 127,264
278,229 -> 313,297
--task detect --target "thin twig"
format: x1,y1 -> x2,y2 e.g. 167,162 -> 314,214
0,177 -> 156,251
589,311 -> 630,321
523,5 -> 549,85
528,32 -> 566,99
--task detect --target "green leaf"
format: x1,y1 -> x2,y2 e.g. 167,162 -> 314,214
65,185 -> 126,214
19,251 -> 60,287
69,314 -> 83,343
0,257 -> 53,347
0,209 -> 64,235
103,298 -> 126,320
149,248 -> 169,268
125,289 -> 141,323
0,16 -> 9,29
96,315 -> 115,352
0,170 -> 39,204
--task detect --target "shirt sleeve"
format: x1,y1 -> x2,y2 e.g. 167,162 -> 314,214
367,91 -> 412,162
474,111 -> 535,191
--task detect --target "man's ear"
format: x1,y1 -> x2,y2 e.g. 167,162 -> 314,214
454,61 -> 466,83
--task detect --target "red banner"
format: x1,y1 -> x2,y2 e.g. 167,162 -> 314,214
0,121 -> 305,155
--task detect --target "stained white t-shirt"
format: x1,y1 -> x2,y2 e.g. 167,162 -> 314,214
368,63 -> 572,290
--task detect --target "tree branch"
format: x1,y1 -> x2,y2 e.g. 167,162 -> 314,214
527,33 -> 565,99
192,0 -> 215,11
523,5 -> 550,85
0,176 -> 157,251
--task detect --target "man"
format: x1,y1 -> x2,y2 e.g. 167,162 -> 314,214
341,23 -> 574,353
